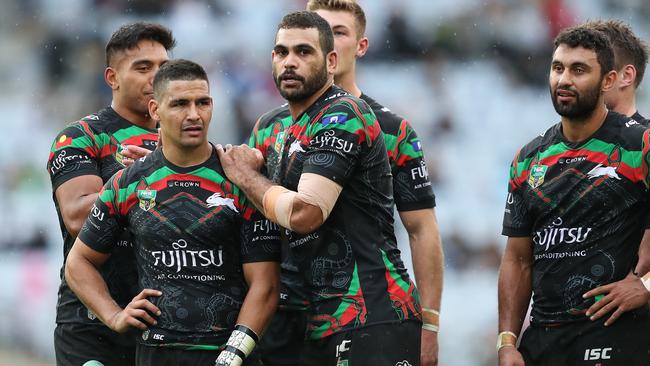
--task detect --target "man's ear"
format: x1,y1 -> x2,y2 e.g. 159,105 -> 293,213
601,70 -> 617,93
327,50 -> 337,75
356,37 -> 369,58
148,98 -> 159,122
619,64 -> 637,88
105,67 -> 119,91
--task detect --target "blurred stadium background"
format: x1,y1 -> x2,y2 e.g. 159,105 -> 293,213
1,0 -> 649,365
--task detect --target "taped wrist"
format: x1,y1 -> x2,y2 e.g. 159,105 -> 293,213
642,272 -> 650,293
215,324 -> 259,366
421,307 -> 440,333
496,331 -> 517,351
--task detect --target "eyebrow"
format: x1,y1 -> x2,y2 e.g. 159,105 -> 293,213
551,60 -> 592,69
274,43 -> 317,53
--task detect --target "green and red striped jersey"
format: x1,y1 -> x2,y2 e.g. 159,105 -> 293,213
250,86 -> 420,340
502,111 -> 650,324
47,106 -> 158,325
78,147 -> 280,347
361,93 -> 435,211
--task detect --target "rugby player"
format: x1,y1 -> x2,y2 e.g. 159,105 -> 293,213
47,22 -> 174,366
65,59 -> 280,366
498,25 -> 650,366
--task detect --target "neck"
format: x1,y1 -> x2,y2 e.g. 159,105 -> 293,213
162,142 -> 212,168
561,104 -> 608,142
613,91 -> 637,118
334,67 -> 362,97
111,101 -> 157,130
288,79 -> 334,120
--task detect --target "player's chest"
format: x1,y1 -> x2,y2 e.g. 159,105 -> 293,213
97,132 -> 158,181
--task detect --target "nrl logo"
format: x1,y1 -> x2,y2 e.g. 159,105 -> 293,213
274,131 -> 286,154
528,164 -> 548,189
114,144 -> 127,166
206,192 -> 238,213
137,188 -> 157,211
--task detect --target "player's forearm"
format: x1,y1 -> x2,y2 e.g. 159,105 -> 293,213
232,170 -> 274,213
65,244 -> 121,329
409,226 -> 443,311
498,248 -> 532,334
235,275 -> 279,335
635,229 -> 650,275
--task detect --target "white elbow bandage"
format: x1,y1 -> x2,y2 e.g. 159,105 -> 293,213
262,173 -> 342,230
215,324 -> 259,366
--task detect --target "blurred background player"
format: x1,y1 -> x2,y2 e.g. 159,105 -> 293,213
498,25 -> 650,366
586,19 -> 649,123
254,1 -> 444,365
65,59 -> 280,366
46,22 -> 174,366
220,11 -> 423,366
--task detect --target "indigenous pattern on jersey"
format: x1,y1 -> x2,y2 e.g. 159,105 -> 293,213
250,86 -> 420,340
360,94 -> 436,211
502,111 -> 650,324
47,106 -> 158,325
78,147 -> 280,347
249,104 -> 310,311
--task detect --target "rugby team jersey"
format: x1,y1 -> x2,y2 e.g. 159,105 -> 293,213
502,111 -> 650,324
47,106 -> 158,325
250,85 -> 420,340
360,93 -> 436,211
78,147 -> 280,347
631,111 -> 649,126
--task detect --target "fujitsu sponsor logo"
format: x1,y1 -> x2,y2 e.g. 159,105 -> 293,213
411,161 -> 429,180
50,150 -> 90,173
311,129 -> 353,153
253,219 -> 280,234
533,217 -> 592,251
151,239 -> 223,273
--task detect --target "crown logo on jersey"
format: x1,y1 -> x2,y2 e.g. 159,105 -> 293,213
528,164 -> 548,189
137,188 -> 157,211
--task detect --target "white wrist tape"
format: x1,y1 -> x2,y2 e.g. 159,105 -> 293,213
215,324 -> 259,366
642,272 -> 650,293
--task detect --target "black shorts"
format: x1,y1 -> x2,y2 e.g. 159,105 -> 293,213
54,323 -> 136,366
135,344 -> 263,366
258,308 -> 307,366
300,321 -> 421,366
519,307 -> 650,366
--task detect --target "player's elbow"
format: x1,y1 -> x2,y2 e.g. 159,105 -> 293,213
289,202 -> 324,234
61,210 -> 87,238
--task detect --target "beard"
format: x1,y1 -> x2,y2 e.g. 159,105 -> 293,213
550,80 -> 602,120
274,62 -> 328,102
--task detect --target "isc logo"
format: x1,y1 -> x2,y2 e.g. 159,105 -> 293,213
153,334 -> 165,341
584,347 -> 612,360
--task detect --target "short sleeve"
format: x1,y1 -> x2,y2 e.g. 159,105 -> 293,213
502,153 -> 532,237
391,120 -> 436,211
47,122 -> 99,190
78,171 -> 124,253
302,100 -> 378,186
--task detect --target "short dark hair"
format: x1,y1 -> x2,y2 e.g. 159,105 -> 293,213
277,11 -> 334,55
553,25 -> 615,76
306,0 -> 367,39
106,22 -> 176,66
584,20 -> 649,87
153,59 -> 209,100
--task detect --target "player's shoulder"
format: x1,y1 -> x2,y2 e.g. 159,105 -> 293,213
360,93 -> 405,135
516,122 -> 562,161
256,103 -> 290,129
323,86 -> 372,115
119,149 -> 161,184
602,111 -> 649,148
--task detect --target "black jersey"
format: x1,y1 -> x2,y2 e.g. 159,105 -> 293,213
249,86 -> 420,340
631,111 -> 649,126
47,106 -> 158,325
78,147 -> 280,347
360,93 -> 435,211
502,111 -> 650,324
